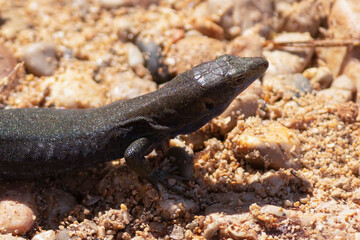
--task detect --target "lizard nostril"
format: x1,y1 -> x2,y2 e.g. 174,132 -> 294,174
263,61 -> 269,68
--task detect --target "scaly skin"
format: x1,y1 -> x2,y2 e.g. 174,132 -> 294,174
0,55 -> 268,183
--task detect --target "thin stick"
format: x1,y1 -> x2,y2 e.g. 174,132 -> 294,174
263,39 -> 360,49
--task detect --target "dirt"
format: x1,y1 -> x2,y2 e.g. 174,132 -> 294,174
1,0 -> 360,239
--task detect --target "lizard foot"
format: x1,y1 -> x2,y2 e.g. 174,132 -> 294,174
145,168 -> 190,196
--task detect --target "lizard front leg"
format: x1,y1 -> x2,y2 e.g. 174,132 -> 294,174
124,137 -> 186,193
124,137 -> 155,178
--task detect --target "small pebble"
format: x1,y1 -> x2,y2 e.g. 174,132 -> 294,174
217,92 -> 260,135
299,197 -> 309,204
31,230 -> 56,240
227,34 -> 264,57
284,200 -> 293,207
263,32 -> 313,77
97,226 -> 106,239
348,160 -> 360,176
259,205 -> 287,218
167,36 -> 226,74
303,66 -> 333,89
337,101 -> 359,123
262,172 -> 286,197
264,50 -> 308,77
342,58 -> 360,103
317,88 -> 352,103
0,44 -> 23,97
105,71 -> 156,100
44,68 -> 105,108
126,43 -> 144,67
292,74 -> 313,95
351,189 -> 360,205
230,121 -> 302,170
169,225 -> 185,240
331,75 -> 356,93
206,0 -> 233,19
44,188 -> 77,228
158,196 -> 198,219
329,0 -> 360,38
263,74 -> 312,101
0,183 -> 36,235
0,234 -> 26,240
0,44 -> 17,78
168,178 -> 177,186
22,42 -> 58,76
55,229 -> 71,240
277,0 -> 321,37
0,200 -> 35,235
189,17 -> 224,40
227,225 -> 248,240
217,0 -> 273,37
331,188 -> 344,198
202,221 -> 219,239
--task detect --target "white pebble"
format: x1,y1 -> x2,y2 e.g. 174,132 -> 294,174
127,43 -> 144,67
0,200 -> 35,235
31,230 -> 56,240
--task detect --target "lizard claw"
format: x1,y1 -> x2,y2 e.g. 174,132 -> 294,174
146,169 -> 190,195
145,146 -> 195,195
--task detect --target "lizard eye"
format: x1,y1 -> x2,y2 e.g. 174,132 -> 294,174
234,74 -> 246,85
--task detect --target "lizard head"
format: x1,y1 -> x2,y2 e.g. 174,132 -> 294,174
154,55 -> 268,135
190,55 -> 268,114
195,54 -> 268,92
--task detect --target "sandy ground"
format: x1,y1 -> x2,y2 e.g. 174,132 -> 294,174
1,0 -> 360,239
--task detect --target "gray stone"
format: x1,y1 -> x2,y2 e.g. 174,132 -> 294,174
22,42 -> 57,76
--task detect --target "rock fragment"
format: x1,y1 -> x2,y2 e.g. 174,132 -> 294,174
0,44 -> 23,99
0,44 -> 17,78
189,17 -> 224,40
317,88 -> 352,104
31,230 -> 56,240
43,66 -> 105,108
216,82 -> 262,135
0,234 -> 26,240
263,74 -> 312,102
22,42 -> 58,76
317,0 -> 360,75
229,120 -> 302,170
303,66 -> 333,89
43,188 -> 77,229
0,183 -> 36,235
227,34 -> 264,58
158,195 -> 198,219
166,36 -> 225,74
275,0 -> 322,37
337,102 -> 358,123
126,43 -> 144,67
263,32 -> 314,78
331,75 -> 356,93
